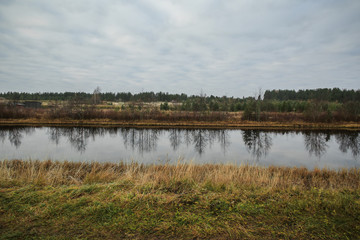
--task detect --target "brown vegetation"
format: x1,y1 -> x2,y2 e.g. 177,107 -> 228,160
1,159 -> 359,189
1,104 -> 360,130
1,159 -> 359,239
0,105 -> 229,122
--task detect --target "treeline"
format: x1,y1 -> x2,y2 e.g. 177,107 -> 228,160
264,88 -> 360,102
241,99 -> 360,122
0,91 -> 189,102
2,88 -> 359,103
1,88 -> 360,122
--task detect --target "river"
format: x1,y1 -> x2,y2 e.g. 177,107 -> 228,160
0,127 -> 359,169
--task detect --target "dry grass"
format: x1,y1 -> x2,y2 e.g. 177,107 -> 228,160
1,159 -> 359,190
1,159 -> 360,239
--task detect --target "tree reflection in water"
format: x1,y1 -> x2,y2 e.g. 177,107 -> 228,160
167,129 -> 230,155
335,132 -> 360,158
48,127 -> 62,145
191,129 -> 208,155
218,130 -> 230,154
303,132 -> 330,158
169,129 -> 182,151
120,128 -> 160,155
242,130 -> 273,160
0,127 -> 35,149
65,128 -> 90,153
183,130 -> 193,147
47,127 -> 109,153
0,128 -> 7,143
119,129 -> 230,156
2,127 -> 360,162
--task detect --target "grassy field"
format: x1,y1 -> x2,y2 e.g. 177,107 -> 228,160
1,160 -> 359,239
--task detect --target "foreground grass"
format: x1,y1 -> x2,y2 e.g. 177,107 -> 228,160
1,160 -> 359,239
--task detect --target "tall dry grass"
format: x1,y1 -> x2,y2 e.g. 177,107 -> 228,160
1,159 -> 359,190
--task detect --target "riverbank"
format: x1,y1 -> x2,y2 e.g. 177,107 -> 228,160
1,118 -> 360,130
1,160 -> 359,239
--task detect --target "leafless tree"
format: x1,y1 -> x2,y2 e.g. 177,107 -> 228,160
92,86 -> 101,105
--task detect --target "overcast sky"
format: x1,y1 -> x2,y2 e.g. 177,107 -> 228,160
0,0 -> 359,97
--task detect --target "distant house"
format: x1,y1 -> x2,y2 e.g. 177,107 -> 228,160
24,101 -> 42,109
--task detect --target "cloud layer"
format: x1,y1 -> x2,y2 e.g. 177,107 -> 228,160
0,0 -> 359,97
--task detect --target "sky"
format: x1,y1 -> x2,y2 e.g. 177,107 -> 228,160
0,0 -> 359,98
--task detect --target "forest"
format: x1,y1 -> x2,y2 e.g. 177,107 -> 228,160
2,88 -> 360,103
1,88 -> 359,123
263,88 -> 360,102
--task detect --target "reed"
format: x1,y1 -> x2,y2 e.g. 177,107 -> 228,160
1,159 -> 359,190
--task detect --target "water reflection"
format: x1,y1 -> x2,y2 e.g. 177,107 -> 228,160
218,130 -> 231,153
0,127 -> 360,161
120,128 -> 160,155
242,130 -> 272,160
192,129 -> 208,155
335,132 -> 360,158
118,128 -> 230,155
303,132 -> 330,158
170,129 -> 230,155
169,129 -> 182,151
0,127 -> 35,148
47,127 -> 109,152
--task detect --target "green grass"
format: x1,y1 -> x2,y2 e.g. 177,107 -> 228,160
0,160 -> 359,239
1,183 -> 359,239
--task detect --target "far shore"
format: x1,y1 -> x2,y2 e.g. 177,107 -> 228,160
1,118 -> 360,130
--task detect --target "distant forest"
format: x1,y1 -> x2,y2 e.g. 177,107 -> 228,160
0,91 -> 188,102
1,88 -> 359,103
264,88 -> 360,102
1,88 -> 360,122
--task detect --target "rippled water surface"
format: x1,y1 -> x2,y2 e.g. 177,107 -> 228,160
1,127 -> 359,169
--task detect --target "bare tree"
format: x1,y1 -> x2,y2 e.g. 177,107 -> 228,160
255,88 -> 262,121
92,86 -> 101,105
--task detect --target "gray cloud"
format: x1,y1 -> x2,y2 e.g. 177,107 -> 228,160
0,0 -> 359,97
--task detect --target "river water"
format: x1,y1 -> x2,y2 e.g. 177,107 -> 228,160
0,127 -> 359,169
